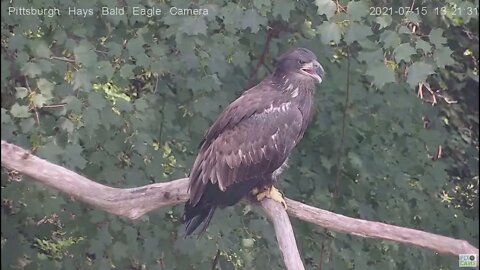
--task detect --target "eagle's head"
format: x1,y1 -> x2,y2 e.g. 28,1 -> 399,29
274,48 -> 325,84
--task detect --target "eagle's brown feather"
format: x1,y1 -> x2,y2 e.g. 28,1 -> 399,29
183,48 -> 322,236
188,90 -> 305,206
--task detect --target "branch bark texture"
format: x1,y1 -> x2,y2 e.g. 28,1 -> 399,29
1,140 -> 478,269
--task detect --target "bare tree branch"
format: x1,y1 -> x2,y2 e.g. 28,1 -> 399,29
285,199 -> 478,256
1,140 -> 189,219
261,199 -> 305,270
1,140 -> 478,269
1,140 -> 304,270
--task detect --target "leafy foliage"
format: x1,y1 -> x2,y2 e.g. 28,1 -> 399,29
1,0 -> 478,269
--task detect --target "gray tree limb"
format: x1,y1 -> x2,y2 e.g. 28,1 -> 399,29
1,140 -> 478,269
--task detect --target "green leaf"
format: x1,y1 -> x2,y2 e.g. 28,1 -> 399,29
416,39 -> 432,53
37,78 -> 54,98
317,22 -> 342,44
74,41 -> 97,68
21,62 -> 42,77
64,144 -> 87,170
123,227 -> 138,246
10,103 -> 31,118
366,63 -> 396,88
100,107 -> 122,128
347,1 -> 369,21
134,98 -> 148,112
405,13 -> 421,24
315,0 -> 336,19
15,87 -> 29,99
127,37 -> 146,56
32,94 -> 48,107
253,0 -> 271,10
380,30 -> 401,48
84,107 -> 100,136
115,99 -> 133,112
143,236 -> 159,257
375,15 -> 392,29
357,49 -> 384,63
20,118 -> 35,134
393,43 -> 416,63
179,17 -> 207,36
433,47 -> 455,68
406,62 -> 434,87
345,23 -> 372,44
135,53 -> 150,68
97,61 -> 115,79
428,28 -> 447,48
105,42 -> 123,56
93,225 -> 112,252
9,35 -> 27,50
242,238 -> 255,248
231,50 -> 250,68
36,59 -> 54,74
88,92 -> 107,109
1,109 -> 11,124
193,97 -> 219,117
53,29 -> 67,44
63,96 -> 83,113
220,3 -> 244,32
119,64 -> 134,78
73,69 -> 93,91
32,42 -> 51,58
207,50 -> 228,76
242,9 -> 268,33
37,141 -> 63,162
272,0 -> 294,21
60,118 -> 75,133
398,25 -> 411,34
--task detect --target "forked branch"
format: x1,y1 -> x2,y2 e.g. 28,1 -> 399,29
1,141 -> 478,270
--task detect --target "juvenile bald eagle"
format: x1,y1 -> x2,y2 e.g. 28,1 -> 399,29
183,48 -> 324,236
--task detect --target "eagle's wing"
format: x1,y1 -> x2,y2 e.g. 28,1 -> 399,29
188,90 -> 304,206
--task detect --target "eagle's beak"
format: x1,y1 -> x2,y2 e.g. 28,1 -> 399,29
301,60 -> 324,83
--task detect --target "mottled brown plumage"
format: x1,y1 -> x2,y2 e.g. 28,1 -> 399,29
183,48 -> 324,236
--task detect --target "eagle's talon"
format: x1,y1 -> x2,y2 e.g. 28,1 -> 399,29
253,186 -> 287,210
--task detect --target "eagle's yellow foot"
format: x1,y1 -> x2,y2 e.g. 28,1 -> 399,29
251,186 -> 287,209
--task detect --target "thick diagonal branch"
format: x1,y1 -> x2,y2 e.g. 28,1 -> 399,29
1,140 -> 478,268
1,141 -> 190,219
1,140 -> 304,270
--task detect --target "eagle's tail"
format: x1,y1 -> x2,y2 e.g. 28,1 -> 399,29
183,201 -> 216,237
183,178 -> 262,237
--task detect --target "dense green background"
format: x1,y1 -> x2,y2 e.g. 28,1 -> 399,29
1,0 -> 478,269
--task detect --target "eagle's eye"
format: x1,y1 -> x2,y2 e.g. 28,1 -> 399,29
298,60 -> 307,64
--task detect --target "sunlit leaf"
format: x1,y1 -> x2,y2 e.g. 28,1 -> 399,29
10,103 -> 31,118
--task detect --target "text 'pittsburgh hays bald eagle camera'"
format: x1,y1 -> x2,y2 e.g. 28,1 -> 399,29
183,48 -> 325,236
